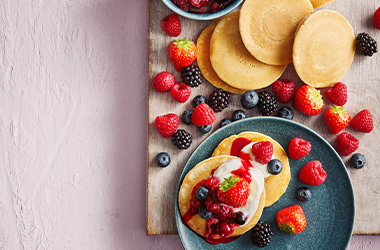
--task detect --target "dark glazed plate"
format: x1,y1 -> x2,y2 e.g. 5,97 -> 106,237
175,117 -> 354,250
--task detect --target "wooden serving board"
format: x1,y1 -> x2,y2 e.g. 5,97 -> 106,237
147,0 -> 380,235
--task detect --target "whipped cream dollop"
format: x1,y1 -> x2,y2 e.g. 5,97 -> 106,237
240,142 -> 274,178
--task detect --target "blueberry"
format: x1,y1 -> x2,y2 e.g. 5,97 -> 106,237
235,212 -> 247,225
182,109 -> 194,125
198,125 -> 212,134
232,110 -> 246,121
195,186 -> 209,201
241,90 -> 259,109
192,95 -> 207,108
156,152 -> 171,168
350,153 -> 366,169
296,187 -> 312,202
267,159 -> 283,175
277,106 -> 294,120
199,208 -> 213,220
220,118 -> 232,127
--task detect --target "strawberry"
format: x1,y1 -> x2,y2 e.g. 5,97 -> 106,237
272,79 -> 296,103
351,109 -> 374,133
323,106 -> 351,134
161,14 -> 182,37
374,7 -> 380,30
152,72 -> 175,92
325,82 -> 347,106
276,205 -> 307,234
189,0 -> 205,8
154,113 -> 179,138
293,85 -> 324,115
170,82 -> 191,103
251,141 -> 273,164
192,103 -> 216,126
299,160 -> 327,185
287,138 -> 311,160
216,176 -> 250,207
336,132 -> 359,156
168,38 -> 197,71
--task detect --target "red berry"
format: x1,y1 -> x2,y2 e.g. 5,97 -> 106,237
205,177 -> 219,190
170,82 -> 191,103
293,85 -> 324,115
251,141 -> 273,164
172,0 -> 190,11
323,106 -> 351,134
336,132 -> 359,156
217,176 -> 250,207
374,7 -> 380,30
272,79 -> 296,103
160,14 -> 182,37
152,72 -> 175,92
192,103 -> 216,126
154,113 -> 179,138
287,138 -> 312,160
325,82 -> 348,106
189,0 -> 204,8
351,109 -> 374,133
276,205 -> 307,234
218,222 -> 234,236
299,160 -> 327,186
168,38 -> 197,71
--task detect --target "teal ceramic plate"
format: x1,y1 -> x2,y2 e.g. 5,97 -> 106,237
175,117 -> 354,250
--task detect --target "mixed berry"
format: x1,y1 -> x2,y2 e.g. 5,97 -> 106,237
171,0 -> 236,14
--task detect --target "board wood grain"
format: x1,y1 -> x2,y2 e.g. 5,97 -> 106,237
147,0 -> 380,235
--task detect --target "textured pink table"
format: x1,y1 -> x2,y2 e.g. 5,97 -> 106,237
0,0 -> 378,249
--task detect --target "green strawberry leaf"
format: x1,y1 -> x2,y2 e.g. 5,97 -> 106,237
279,223 -> 295,234
219,176 -> 239,192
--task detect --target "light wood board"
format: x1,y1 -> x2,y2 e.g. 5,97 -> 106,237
147,0 -> 380,235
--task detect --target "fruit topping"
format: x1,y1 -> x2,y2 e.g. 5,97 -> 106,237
251,141 -> 273,164
350,153 -> 367,169
241,90 -> 259,109
257,91 -> 278,116
277,106 -> 294,120
220,118 -> 232,128
208,88 -> 231,113
204,176 -> 220,190
198,124 -> 212,134
235,212 -> 247,225
172,129 -> 192,149
251,221 -> 273,247
232,110 -> 247,121
154,113 -> 180,138
267,159 -> 283,175
172,0 -> 190,11
217,176 -> 250,207
152,72 -> 175,92
160,13 -> 182,37
192,95 -> 207,108
276,205 -> 307,234
199,208 -> 213,220
168,38 -> 197,70
170,82 -> 191,103
299,160 -> 327,186
156,152 -> 171,168
295,187 -> 312,202
182,109 -> 194,125
218,222 -> 234,237
375,7 -> 380,30
323,105 -> 351,134
171,0 -> 234,14
351,109 -> 374,133
181,64 -> 203,87
287,138 -> 312,160
336,132 -> 359,156
356,32 -> 377,57
192,103 -> 216,126
325,82 -> 347,106
196,186 -> 209,201
230,137 -> 252,156
272,79 -> 296,103
293,85 -> 324,116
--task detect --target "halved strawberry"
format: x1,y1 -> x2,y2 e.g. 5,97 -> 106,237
293,85 -> 324,115
216,176 -> 250,207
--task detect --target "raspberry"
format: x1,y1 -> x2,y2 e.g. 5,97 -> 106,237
152,72 -> 175,92
299,160 -> 327,186
189,0 -> 204,8
160,14 -> 181,37
325,82 -> 347,106
351,109 -> 374,133
272,79 -> 296,103
374,7 -> 380,30
192,103 -> 216,126
154,113 -> 179,138
251,141 -> 273,164
336,132 -> 359,156
172,0 -> 190,10
287,138 -> 312,160
170,82 -> 191,103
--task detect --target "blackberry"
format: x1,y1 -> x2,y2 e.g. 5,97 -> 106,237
172,129 -> 192,150
258,91 -> 278,116
181,65 -> 203,87
356,33 -> 377,56
251,221 -> 273,247
208,88 -> 231,112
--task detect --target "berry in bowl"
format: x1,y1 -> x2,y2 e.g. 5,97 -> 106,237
161,0 -> 244,20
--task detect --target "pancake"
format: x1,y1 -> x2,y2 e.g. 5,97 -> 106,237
310,0 -> 335,8
239,0 -> 314,65
197,21 -> 246,94
212,132 -> 290,207
210,11 -> 287,90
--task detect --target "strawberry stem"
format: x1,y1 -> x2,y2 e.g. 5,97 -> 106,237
219,176 -> 239,192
